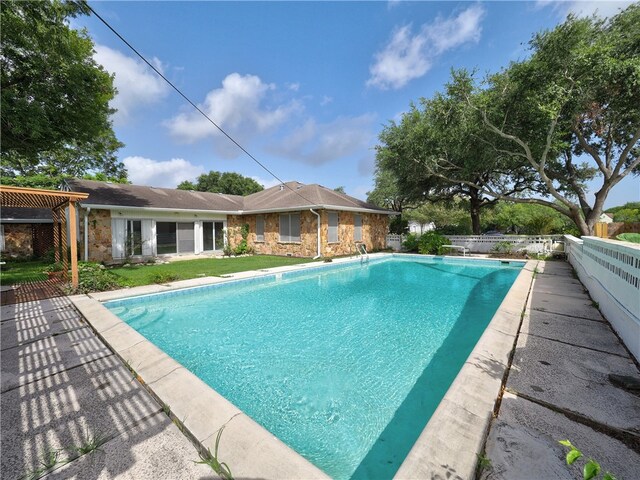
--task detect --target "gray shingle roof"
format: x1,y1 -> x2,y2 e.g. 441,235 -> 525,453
0,207 -> 53,222
65,179 -> 391,214
66,179 -> 244,212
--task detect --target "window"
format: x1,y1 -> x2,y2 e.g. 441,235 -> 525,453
177,223 -> 195,253
328,212 -> 339,243
203,222 -> 214,251
126,220 -> 142,256
354,214 -> 362,242
214,222 -> 224,250
156,222 -> 177,254
279,213 -> 300,242
256,215 -> 265,242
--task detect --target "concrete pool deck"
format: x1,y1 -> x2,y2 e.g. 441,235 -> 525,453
1,256 -> 638,479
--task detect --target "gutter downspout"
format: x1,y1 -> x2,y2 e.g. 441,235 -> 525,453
310,208 -> 322,259
84,207 -> 90,262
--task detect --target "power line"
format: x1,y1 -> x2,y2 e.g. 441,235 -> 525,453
87,4 -> 317,205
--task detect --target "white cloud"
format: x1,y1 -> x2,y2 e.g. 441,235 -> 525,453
367,5 -> 485,89
536,0 -> 633,18
123,156 -> 205,188
320,95 -> 333,106
165,73 -> 300,156
94,45 -> 169,124
268,114 -> 376,166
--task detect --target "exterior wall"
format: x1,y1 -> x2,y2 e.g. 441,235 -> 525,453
565,235 -> 640,361
228,210 -> 389,258
1,224 -> 33,257
83,209 -> 113,263
228,211 -> 319,257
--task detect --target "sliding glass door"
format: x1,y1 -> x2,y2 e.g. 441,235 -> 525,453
203,221 -> 225,251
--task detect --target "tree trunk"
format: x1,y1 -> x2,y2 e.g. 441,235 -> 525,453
469,189 -> 482,235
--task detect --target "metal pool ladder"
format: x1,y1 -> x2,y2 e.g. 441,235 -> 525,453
355,242 -> 369,263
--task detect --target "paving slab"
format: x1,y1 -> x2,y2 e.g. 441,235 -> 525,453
1,296 -> 73,322
507,333 -> 640,433
1,327 -> 113,393
482,392 -> 640,480
1,355 -> 160,480
529,291 -> 604,321
522,310 -> 628,356
45,412 -> 214,480
530,276 -> 589,299
1,307 -> 85,351
536,261 -> 574,276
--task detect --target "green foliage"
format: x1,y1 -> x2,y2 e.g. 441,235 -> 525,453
559,440 -> 616,480
110,256 -> 314,287
606,202 -> 640,222
333,186 -> 346,194
375,4 -> 640,236
67,262 -> 122,294
491,202 -> 578,235
616,233 -> 640,243
418,232 -> 448,255
389,216 -> 409,234
223,229 -> 234,257
234,224 -> 251,255
151,272 -> 180,284
177,171 -> 263,196
23,448 -> 62,480
74,429 -> 108,455
195,426 -> 233,480
402,234 -> 420,252
492,241 -> 514,254
45,262 -> 65,273
1,0 -> 125,183
366,168 -> 410,212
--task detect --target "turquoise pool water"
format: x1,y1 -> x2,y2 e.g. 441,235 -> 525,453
106,256 -> 522,479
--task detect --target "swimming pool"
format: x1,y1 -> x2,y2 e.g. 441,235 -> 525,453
106,256 -> 523,479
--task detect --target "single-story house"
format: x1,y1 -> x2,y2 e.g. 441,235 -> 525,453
0,207 -> 54,258
64,179 -> 392,263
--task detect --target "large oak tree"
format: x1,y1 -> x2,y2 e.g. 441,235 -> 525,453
1,0 -> 126,186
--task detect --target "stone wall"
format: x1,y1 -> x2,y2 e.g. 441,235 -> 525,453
1,224 -> 32,257
81,209 -> 112,263
228,210 -> 389,258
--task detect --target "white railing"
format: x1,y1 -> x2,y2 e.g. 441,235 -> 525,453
386,234 -> 565,254
566,235 -> 640,361
386,234 -> 404,251
446,235 -> 564,254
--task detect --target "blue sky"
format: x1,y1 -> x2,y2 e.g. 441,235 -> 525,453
77,1 -> 637,207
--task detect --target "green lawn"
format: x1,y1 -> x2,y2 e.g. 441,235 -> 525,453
110,255 -> 318,287
0,259 -> 49,285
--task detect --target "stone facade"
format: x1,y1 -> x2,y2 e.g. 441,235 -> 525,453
80,209 -> 112,263
228,210 -> 389,258
1,224 -> 33,257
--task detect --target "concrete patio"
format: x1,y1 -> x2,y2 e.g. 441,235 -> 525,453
482,261 -> 640,479
0,294 -> 214,480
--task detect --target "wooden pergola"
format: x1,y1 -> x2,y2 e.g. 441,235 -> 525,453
0,185 -> 89,287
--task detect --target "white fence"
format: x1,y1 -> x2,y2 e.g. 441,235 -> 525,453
385,234 -> 564,254
565,235 -> 640,361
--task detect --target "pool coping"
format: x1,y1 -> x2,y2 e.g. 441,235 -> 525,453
69,254 -> 536,479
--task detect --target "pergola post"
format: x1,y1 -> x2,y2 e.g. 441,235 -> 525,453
52,208 -> 61,263
68,201 -> 79,287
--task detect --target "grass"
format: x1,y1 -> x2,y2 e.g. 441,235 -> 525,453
110,255 -> 317,287
0,259 -> 49,285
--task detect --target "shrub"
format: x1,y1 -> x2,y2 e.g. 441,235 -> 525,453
234,223 -> 250,255
67,262 -> 122,293
616,233 -> 640,244
492,241 -> 514,254
418,232 -> 448,255
402,234 -> 420,252
151,272 -> 180,284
